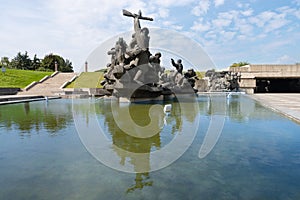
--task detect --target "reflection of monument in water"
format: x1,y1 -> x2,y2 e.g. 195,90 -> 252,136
99,10 -> 199,101
96,101 -> 160,192
95,100 -> 199,192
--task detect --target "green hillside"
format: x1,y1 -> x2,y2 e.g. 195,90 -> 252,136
0,69 -> 53,88
65,72 -> 104,88
196,71 -> 205,78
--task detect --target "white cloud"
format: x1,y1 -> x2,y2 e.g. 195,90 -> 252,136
277,6 -> 300,20
276,55 -> 296,64
191,20 -> 211,32
191,9 -> 256,42
249,11 -> 276,27
212,18 -> 232,29
235,18 -> 254,36
162,21 -> 183,30
264,14 -> 289,33
293,0 -> 300,6
1,0 -> 299,72
221,31 -> 236,40
277,6 -> 294,13
257,33 -> 267,39
39,0 -> 157,69
237,35 -> 247,40
248,8 -> 294,34
294,10 -> 300,19
205,31 -> 217,39
45,0 -> 147,29
241,9 -> 253,16
236,2 -> 250,9
261,40 -> 292,52
150,0 -> 195,7
158,8 -> 170,18
210,10 -> 238,30
214,0 -> 225,7
191,0 -> 210,16
236,2 -> 243,8
218,11 -> 239,21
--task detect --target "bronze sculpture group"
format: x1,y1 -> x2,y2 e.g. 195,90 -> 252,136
100,10 -> 198,99
99,10 -> 240,99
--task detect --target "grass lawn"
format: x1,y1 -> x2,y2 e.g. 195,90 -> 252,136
0,69 -> 53,88
65,72 -> 104,88
196,71 -> 205,78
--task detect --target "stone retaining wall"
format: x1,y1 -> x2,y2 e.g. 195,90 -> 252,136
0,88 -> 21,95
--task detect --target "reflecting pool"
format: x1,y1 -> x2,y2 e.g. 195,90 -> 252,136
0,95 -> 300,200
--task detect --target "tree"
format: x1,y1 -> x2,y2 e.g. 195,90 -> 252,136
40,54 -> 73,72
39,54 -> 51,71
0,57 -> 10,68
62,59 -> 73,72
40,54 -> 62,71
229,61 -> 250,68
30,54 -> 41,70
10,51 -> 32,70
1,52 -> 74,72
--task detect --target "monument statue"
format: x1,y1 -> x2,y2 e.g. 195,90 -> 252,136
100,9 -> 199,100
171,58 -> 183,74
205,70 -> 241,92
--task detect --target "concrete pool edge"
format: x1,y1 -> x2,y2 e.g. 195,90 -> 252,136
0,95 -> 61,105
249,94 -> 300,124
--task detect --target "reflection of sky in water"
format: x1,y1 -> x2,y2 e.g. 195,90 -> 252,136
0,96 -> 300,199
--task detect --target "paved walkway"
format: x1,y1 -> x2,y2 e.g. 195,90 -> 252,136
18,72 -> 76,96
250,93 -> 300,124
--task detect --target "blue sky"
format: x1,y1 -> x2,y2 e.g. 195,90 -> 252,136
0,0 -> 299,72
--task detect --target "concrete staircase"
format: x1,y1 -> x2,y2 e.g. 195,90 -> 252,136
19,72 -> 76,96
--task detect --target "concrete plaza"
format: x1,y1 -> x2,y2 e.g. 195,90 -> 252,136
250,93 -> 300,124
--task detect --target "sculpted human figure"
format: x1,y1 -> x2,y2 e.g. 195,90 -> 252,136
102,38 -> 129,87
184,69 -> 197,88
149,52 -> 161,65
130,10 -> 151,67
115,37 -> 127,64
149,52 -> 162,73
123,10 -> 152,50
171,58 -> 183,74
128,33 -> 137,51
103,48 -> 117,86
107,47 -> 116,65
134,13 -> 150,50
123,9 -> 153,84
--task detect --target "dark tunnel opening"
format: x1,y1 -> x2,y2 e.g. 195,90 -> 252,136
255,78 -> 300,93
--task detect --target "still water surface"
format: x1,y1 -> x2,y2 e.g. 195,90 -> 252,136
0,95 -> 300,200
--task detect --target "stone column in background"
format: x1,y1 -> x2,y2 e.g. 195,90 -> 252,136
85,61 -> 88,72
54,61 -> 58,72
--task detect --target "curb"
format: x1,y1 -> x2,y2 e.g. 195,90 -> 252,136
60,74 -> 78,89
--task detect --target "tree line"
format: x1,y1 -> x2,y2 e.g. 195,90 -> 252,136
0,51 -> 73,72
229,62 -> 250,68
